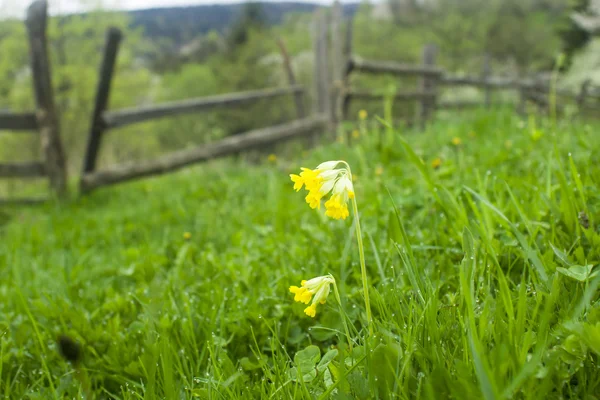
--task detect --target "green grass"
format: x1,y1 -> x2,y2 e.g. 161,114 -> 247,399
1,108 -> 600,399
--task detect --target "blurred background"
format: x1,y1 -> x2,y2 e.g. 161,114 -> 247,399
0,0 -> 599,195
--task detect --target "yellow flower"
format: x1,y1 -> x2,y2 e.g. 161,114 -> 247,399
358,110 -> 368,120
289,275 -> 335,317
451,137 -> 462,146
431,157 -> 442,169
352,130 -> 360,139
375,166 -> 384,176
290,161 -> 355,219
183,232 -> 192,240
268,154 -> 277,163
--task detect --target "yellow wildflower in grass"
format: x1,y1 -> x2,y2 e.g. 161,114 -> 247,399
183,232 -> 192,240
358,110 -> 368,120
375,166 -> 384,176
352,130 -> 360,139
431,157 -> 442,169
289,160 -> 373,335
268,154 -> 277,163
290,161 -> 355,220
451,137 -> 462,146
289,275 -> 335,317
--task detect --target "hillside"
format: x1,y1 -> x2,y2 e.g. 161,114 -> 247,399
128,2 -> 360,45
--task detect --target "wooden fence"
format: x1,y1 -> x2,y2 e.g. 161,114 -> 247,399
313,1 -> 600,131
79,27 -> 327,193
0,0 -> 67,204
2,0 -> 599,202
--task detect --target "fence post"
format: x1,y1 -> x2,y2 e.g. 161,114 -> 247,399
25,0 -> 68,197
82,27 -> 122,179
312,8 -> 330,126
340,16 -> 354,122
330,0 -> 343,135
419,44 -> 438,129
482,53 -> 491,108
576,79 -> 591,110
276,38 -> 305,119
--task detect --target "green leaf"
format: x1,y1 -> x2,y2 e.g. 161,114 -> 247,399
288,345 -> 321,382
556,265 -> 595,282
371,343 -> 403,399
240,356 -> 266,371
317,349 -> 338,373
566,322 -> 600,356
549,242 -> 575,267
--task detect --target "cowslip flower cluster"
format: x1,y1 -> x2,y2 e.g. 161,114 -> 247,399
290,161 -> 355,220
289,275 -> 335,317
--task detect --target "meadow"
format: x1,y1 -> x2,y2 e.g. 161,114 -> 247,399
1,108 -> 599,399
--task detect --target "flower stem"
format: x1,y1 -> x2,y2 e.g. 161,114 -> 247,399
331,278 -> 353,351
351,197 -> 373,336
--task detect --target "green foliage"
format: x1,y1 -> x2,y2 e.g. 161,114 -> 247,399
1,109 -> 600,398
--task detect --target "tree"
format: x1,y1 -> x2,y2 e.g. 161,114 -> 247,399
227,2 -> 267,50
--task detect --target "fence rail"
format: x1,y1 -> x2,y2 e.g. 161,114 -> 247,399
0,162 -> 46,178
346,90 -> 437,101
0,112 -> 39,131
103,85 -> 305,130
81,114 -> 327,192
79,25 -> 321,193
348,57 -> 443,77
0,197 -> 47,206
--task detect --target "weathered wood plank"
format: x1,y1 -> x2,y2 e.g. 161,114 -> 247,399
312,9 -> 330,124
346,90 -> 437,101
482,54 -> 492,108
419,44 -> 438,127
104,85 -> 305,130
0,162 -> 46,178
25,0 -> 67,196
0,111 -> 39,131
438,100 -> 487,109
330,0 -> 343,131
81,115 -> 328,192
577,79 -> 591,108
276,39 -> 305,119
83,27 -> 122,174
440,76 -> 523,88
339,17 -> 354,121
0,197 -> 47,206
349,57 -> 443,77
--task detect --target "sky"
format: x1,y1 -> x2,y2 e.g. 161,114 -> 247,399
1,0 -> 357,19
